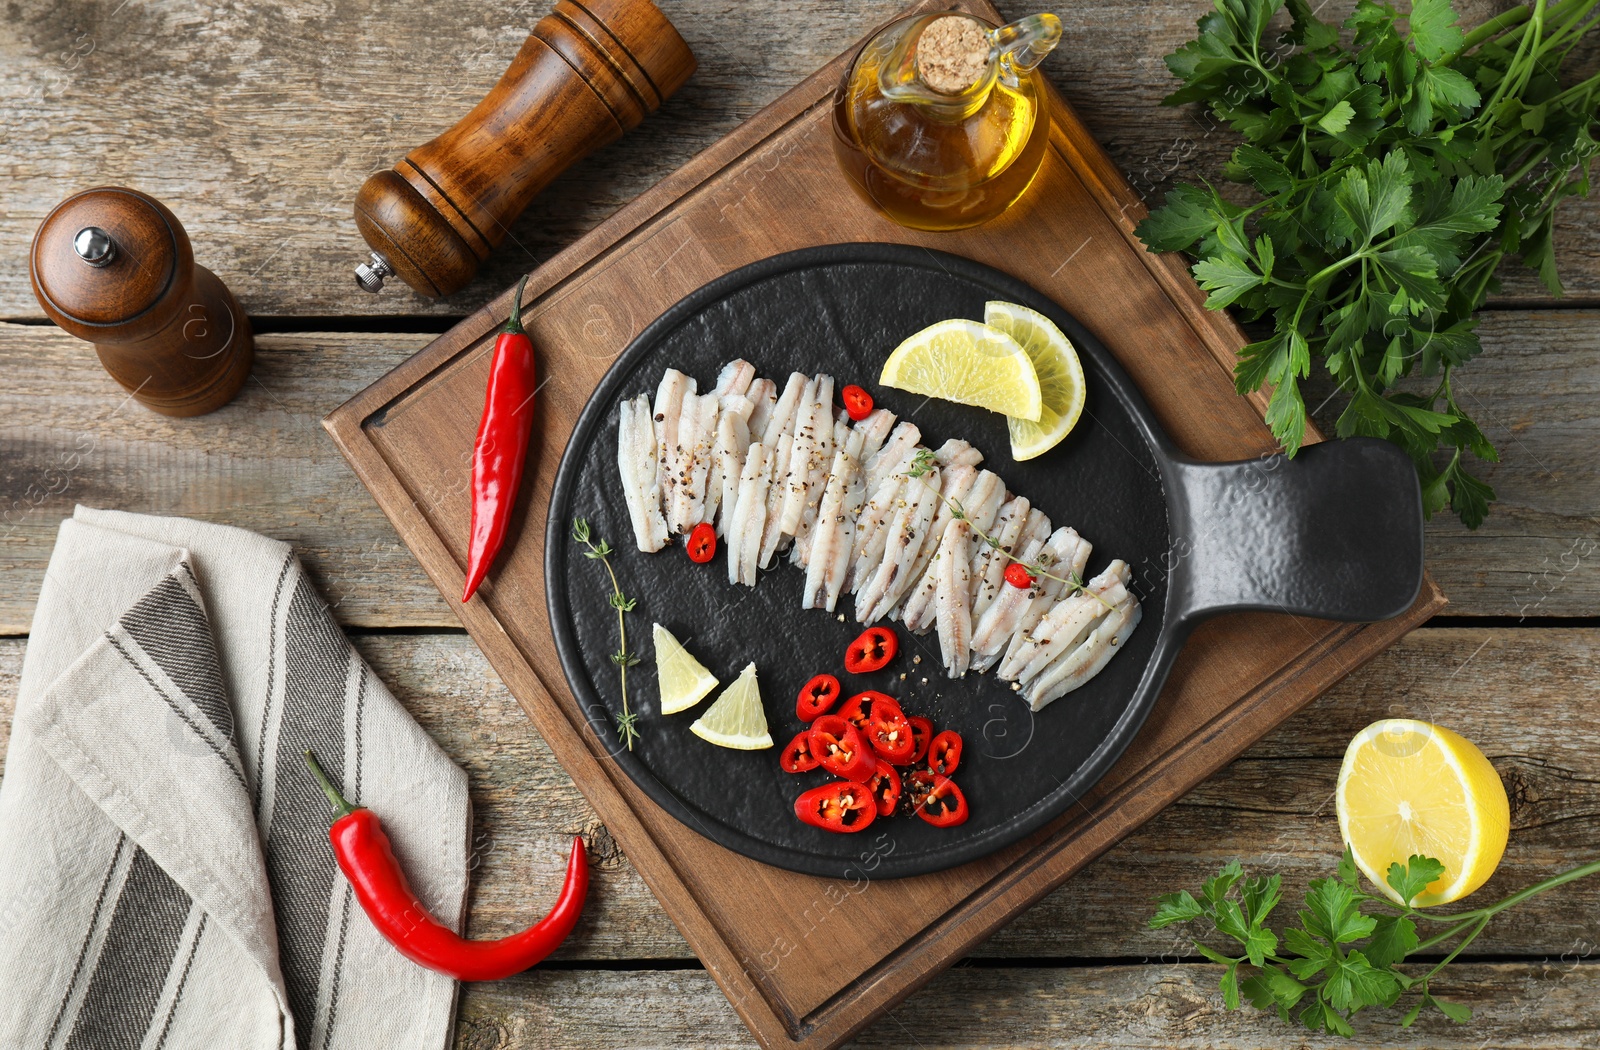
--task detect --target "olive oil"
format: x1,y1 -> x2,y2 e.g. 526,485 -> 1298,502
831,13 -> 1060,232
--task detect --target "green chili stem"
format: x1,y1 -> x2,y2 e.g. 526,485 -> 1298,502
304,750 -> 359,818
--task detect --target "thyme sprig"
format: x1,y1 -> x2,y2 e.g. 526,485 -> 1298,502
903,450 -> 1116,611
573,517 -> 640,750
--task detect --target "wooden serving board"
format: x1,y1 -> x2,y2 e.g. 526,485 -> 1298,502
324,2 -> 1446,1045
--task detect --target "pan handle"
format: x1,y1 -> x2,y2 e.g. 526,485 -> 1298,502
1164,437 -> 1425,626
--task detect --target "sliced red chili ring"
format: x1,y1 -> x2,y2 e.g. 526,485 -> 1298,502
866,760 -> 901,817
1003,561 -> 1035,589
841,384 -> 874,422
796,673 -> 841,722
686,521 -> 717,563
926,730 -> 962,776
780,730 -> 820,773
838,690 -> 893,733
843,625 -> 898,674
795,781 -> 877,833
865,700 -> 914,765
910,773 -> 968,828
908,716 -> 934,765
837,692 -> 869,733
807,715 -> 877,782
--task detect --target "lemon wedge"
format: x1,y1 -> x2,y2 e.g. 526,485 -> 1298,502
1336,719 -> 1510,907
880,318 -> 1042,422
652,623 -> 718,715
984,301 -> 1086,461
689,662 -> 773,750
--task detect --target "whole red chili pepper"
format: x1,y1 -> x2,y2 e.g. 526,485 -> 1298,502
305,750 -> 586,981
462,273 -> 537,603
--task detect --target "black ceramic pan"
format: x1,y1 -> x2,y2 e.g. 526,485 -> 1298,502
546,243 -> 1423,879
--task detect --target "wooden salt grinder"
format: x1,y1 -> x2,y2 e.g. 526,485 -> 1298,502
352,0 -> 696,299
30,187 -> 254,417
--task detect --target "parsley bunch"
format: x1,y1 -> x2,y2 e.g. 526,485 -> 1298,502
1152,849 -> 1600,1035
1137,0 -> 1600,526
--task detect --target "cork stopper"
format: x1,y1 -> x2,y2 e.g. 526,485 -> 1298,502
915,16 -> 991,95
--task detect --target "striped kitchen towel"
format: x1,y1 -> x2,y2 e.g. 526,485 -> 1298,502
0,506 -> 470,1050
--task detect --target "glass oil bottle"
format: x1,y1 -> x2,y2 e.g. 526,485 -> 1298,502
832,11 -> 1062,231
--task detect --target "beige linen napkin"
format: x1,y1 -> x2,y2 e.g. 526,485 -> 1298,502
0,507 -> 470,1050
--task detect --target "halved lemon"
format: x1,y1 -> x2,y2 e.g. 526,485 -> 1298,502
653,623 -> 718,715
689,662 -> 773,750
880,318 -> 1042,422
1336,719 -> 1510,907
984,301 -> 1086,461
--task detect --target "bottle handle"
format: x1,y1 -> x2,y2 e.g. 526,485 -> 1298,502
991,12 -> 1062,77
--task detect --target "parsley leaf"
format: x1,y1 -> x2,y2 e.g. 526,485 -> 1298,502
1151,848 -> 1600,1036
1407,0 -> 1465,63
1387,854 -> 1448,906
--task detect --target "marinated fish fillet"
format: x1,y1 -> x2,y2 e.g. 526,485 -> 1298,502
971,527 -> 1080,656
728,441 -> 772,587
856,465 -> 940,624
902,469 -> 1008,633
653,369 -> 693,515
617,394 -> 669,552
1026,597 -> 1142,710
707,397 -> 752,532
757,433 -> 794,569
935,520 -> 974,677
803,449 -> 859,610
890,463 -> 978,620
970,497 -> 1029,615
1004,561 -> 1131,684
863,422 -> 921,495
761,372 -> 808,446
669,392 -> 718,533
745,378 -> 778,439
713,358 -> 755,397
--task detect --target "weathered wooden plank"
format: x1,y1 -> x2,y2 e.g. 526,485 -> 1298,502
0,325 -> 456,631
1387,310 -> 1600,618
451,962 -> 1600,1048
2,0 -> 1592,320
4,312 -> 1595,632
5,628 -> 1598,963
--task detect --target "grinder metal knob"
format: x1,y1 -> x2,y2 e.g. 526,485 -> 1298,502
354,251 -> 396,294
73,226 -> 117,267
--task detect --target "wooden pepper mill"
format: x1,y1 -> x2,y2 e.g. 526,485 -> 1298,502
30,187 -> 254,417
353,0 -> 695,299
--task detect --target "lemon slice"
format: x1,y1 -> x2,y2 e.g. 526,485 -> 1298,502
652,623 -> 718,715
880,318 -> 1042,422
689,662 -> 773,750
984,301 -> 1086,461
1336,719 -> 1510,907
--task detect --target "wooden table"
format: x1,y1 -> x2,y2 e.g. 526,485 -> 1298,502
3,1 -> 1597,1045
